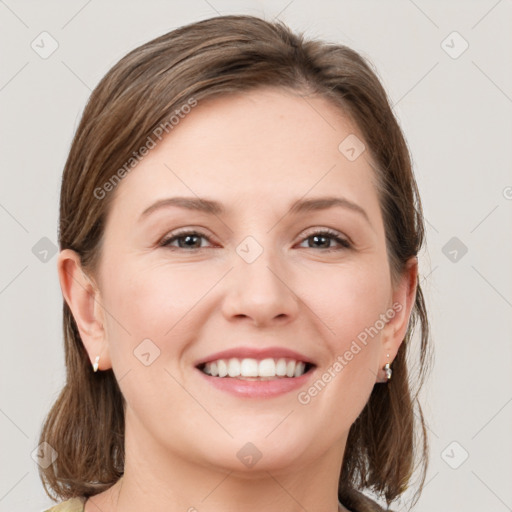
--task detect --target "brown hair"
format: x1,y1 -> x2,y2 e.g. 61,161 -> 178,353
39,14 -> 432,510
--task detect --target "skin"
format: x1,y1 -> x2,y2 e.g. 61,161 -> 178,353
58,87 -> 417,512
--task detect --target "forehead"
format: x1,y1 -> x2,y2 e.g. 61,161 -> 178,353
110,87 -> 380,220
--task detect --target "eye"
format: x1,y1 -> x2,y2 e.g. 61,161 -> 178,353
159,228 -> 352,252
297,229 -> 352,251
159,229 -> 213,250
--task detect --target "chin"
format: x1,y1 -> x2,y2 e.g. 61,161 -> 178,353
195,433 -> 314,476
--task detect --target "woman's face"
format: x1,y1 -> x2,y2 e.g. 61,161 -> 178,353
77,88 -> 414,473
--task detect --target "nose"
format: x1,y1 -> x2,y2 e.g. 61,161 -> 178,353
221,243 -> 300,328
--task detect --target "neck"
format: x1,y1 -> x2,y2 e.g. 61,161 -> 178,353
85,409 -> 350,512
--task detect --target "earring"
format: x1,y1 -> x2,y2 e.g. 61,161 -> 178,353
382,353 -> 392,381
92,355 -> 100,372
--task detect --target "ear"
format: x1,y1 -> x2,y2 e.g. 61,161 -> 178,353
57,249 -> 112,371
376,256 -> 418,383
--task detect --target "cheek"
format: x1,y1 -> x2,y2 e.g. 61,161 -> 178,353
103,253 -> 391,366
286,272 -> 390,454
99,263 -> 210,425
299,261 -> 390,406
107,259 -> 209,328
95,252 -> 391,459
100,261 -> 205,372
304,261 -> 391,347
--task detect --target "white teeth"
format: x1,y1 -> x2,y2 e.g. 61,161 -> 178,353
258,358 -> 276,377
217,359 -> 228,377
286,360 -> 296,377
240,358 -> 259,377
201,357 -> 310,378
227,358 -> 240,377
294,361 -> 305,377
276,358 -> 287,376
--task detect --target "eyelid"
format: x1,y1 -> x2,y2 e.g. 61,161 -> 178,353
299,226 -> 352,247
159,227 -> 218,248
159,226 -> 352,251
297,227 -> 352,250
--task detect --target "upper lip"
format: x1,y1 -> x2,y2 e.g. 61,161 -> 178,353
194,346 -> 316,367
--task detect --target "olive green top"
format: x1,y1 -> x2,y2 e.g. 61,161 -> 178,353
44,497 -> 86,511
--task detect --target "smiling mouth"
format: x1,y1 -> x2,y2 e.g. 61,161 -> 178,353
196,357 -> 315,379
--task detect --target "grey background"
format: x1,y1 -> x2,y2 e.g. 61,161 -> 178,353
1,1 -> 511,511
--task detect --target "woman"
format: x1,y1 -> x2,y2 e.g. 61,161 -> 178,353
39,14 -> 431,512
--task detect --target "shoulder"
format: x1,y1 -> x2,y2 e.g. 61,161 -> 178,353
43,497 -> 86,512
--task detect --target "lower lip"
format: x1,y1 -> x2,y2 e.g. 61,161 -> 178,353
196,367 -> 316,398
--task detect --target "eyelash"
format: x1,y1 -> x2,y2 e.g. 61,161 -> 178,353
159,228 -> 352,252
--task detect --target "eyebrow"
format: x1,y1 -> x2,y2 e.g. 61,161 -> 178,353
139,195 -> 371,225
